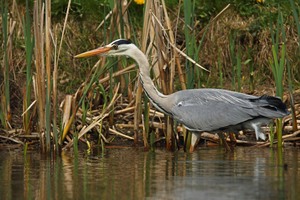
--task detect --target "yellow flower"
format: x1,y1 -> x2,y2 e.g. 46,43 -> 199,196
134,0 -> 145,5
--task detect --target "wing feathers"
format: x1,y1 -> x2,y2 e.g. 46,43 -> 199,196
170,89 -> 288,132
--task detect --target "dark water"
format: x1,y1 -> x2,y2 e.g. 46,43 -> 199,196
0,147 -> 299,200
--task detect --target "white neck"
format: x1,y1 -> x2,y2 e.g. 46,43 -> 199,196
128,46 -> 171,114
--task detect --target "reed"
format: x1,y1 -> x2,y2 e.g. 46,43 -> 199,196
229,32 -> 236,90
23,0 -> 34,135
270,11 -> 286,148
182,0 -> 196,151
247,49 -> 254,93
31,0 -> 55,152
236,46 -> 242,92
1,1 -> 11,129
183,0 -> 196,89
288,0 -> 300,131
73,130 -> 79,155
45,0 -> 52,152
97,84 -> 108,145
289,0 -> 300,46
33,0 -> 46,150
287,60 -> 298,132
217,49 -> 223,88
269,122 -> 275,148
143,97 -> 150,149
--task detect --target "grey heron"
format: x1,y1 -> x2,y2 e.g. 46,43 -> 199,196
75,39 -> 289,151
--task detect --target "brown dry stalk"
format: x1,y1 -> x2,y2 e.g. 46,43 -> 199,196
109,128 -> 134,140
256,130 -> 300,148
45,0 -> 52,151
141,113 -> 149,148
150,11 -> 209,72
133,0 -> 154,145
96,10 -> 113,31
62,83 -> 121,150
116,121 -> 165,130
161,0 -> 176,91
99,64 -> 136,84
0,135 -> 24,145
33,1 -> 46,133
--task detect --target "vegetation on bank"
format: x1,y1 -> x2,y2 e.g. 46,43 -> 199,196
0,0 -> 299,153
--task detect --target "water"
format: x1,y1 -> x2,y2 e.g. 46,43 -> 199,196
0,147 -> 299,200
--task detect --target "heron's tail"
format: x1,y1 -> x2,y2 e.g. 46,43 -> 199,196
255,95 -> 289,118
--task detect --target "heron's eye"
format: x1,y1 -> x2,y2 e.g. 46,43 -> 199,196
112,44 -> 118,50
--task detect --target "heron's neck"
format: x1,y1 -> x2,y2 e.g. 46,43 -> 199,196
130,48 -> 171,114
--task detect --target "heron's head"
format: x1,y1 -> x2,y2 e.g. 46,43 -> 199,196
74,39 -> 135,58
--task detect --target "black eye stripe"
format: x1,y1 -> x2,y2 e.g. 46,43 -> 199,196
112,39 -> 132,45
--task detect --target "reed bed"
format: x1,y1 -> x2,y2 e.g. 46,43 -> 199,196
0,0 -> 300,153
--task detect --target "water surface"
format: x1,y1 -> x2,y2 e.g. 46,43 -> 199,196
0,147 -> 299,200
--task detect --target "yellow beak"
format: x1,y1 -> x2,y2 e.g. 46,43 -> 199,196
74,46 -> 112,58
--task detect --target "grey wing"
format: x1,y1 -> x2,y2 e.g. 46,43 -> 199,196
170,90 -> 257,132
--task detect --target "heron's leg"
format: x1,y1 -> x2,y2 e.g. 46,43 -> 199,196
217,132 -> 232,152
173,121 -> 180,151
227,132 -> 237,151
229,132 -> 237,146
251,123 -> 266,140
189,132 -> 201,152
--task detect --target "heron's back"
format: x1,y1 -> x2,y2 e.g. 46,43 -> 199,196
168,88 -> 289,132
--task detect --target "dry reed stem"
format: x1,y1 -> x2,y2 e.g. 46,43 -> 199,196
133,0 -> 154,145
0,135 -> 24,145
96,10 -> 113,31
285,126 -> 300,131
21,100 -> 36,117
62,83 -> 121,150
62,95 -> 73,130
150,11 -> 209,72
109,128 -> 134,140
116,121 -> 165,130
161,0 -> 176,92
99,64 -> 136,84
141,113 -> 149,148
139,0 -> 178,150
257,130 -> 300,148
33,1 -> 46,134
60,59 -> 103,143
45,0 -> 52,151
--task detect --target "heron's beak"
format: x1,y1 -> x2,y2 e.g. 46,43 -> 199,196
74,46 -> 112,58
